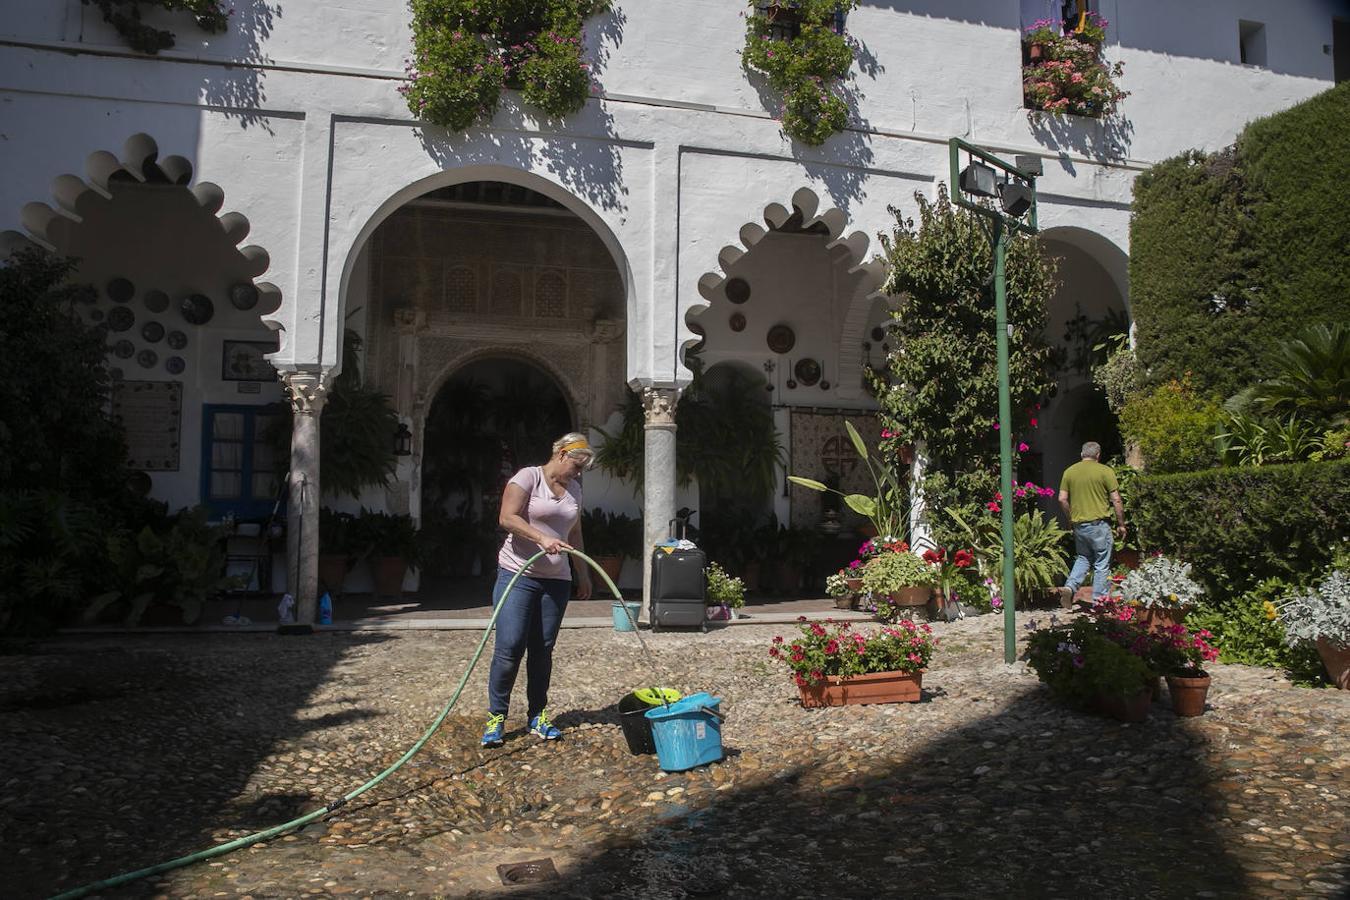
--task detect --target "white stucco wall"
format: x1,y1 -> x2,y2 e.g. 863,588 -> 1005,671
0,0 -> 1341,537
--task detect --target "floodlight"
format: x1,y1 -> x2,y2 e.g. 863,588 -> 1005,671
997,182 -> 1034,218
959,161 -> 998,198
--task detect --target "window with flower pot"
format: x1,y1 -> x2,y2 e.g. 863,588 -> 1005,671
1020,8 -> 1127,118
743,1 -> 859,146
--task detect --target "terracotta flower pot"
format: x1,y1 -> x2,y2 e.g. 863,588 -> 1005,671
833,594 -> 858,610
595,555 -> 625,586
318,554 -> 349,594
1315,638 -> 1350,690
1096,687 -> 1152,723
1166,673 -> 1211,716
372,556 -> 408,597
1138,605 -> 1188,634
1027,42 -> 1043,61
888,586 -> 930,607
844,577 -> 863,593
797,670 -> 924,707
1114,548 -> 1141,570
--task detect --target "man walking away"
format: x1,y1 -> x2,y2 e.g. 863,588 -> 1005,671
1056,441 -> 1126,608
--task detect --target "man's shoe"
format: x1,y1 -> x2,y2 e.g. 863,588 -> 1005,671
529,709 -> 562,740
1055,586 -> 1074,609
481,713 -> 506,747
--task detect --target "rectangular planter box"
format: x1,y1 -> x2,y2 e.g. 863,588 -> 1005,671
797,669 -> 924,708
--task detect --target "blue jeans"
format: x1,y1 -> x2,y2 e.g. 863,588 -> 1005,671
487,567 -> 570,719
1065,520 -> 1113,599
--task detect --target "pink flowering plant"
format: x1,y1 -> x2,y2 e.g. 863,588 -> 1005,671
1153,624 -> 1220,677
769,616 -> 937,687
1024,615 -> 1155,706
743,1 -> 859,145
1021,18 -> 1127,118
404,0 -> 608,132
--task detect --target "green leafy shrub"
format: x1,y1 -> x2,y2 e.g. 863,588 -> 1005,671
1130,83 -> 1350,398
860,549 -> 933,594
84,0 -> 229,54
743,0 -> 858,145
404,0 -> 609,132
1186,578 -> 1320,677
877,185 -> 1055,513
1117,378 -> 1223,473
1132,460 -> 1350,596
1025,617 -> 1155,706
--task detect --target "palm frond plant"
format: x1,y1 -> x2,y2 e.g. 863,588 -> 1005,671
789,420 -> 909,542
1245,323 -> 1349,429
947,507 -> 1069,598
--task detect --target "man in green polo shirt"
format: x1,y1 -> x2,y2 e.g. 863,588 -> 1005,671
1055,441 -> 1126,607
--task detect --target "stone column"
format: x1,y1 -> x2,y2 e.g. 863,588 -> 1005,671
909,439 -> 935,553
640,386 -> 679,620
282,371 -> 327,627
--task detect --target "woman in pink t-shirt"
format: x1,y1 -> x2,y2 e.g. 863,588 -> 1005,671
481,432 -> 594,747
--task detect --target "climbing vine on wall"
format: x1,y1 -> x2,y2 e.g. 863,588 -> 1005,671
403,0 -> 609,133
83,0 -> 229,55
743,1 -> 859,146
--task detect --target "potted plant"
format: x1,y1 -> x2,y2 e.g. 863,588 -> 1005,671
581,508 -> 622,585
790,421 -> 909,543
922,546 -> 976,616
705,561 -> 746,621
1119,554 -> 1205,633
948,504 -> 1069,605
1024,616 -> 1157,722
1153,624 -> 1221,716
769,617 -> 937,706
1279,570 -> 1350,689
1020,15 -> 1127,119
356,510 -> 420,598
825,570 -> 855,609
860,548 -> 933,621
318,507 -> 357,592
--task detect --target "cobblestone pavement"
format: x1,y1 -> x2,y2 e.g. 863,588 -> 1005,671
3,611 -> 1348,899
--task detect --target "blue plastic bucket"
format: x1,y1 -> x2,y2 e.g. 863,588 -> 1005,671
612,601 -> 641,632
644,691 -> 723,771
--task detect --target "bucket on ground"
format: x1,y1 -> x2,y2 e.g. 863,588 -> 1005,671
644,691 -> 724,771
612,600 -> 642,632
616,687 -> 682,755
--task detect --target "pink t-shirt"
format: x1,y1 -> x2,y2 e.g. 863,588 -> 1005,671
497,466 -> 582,580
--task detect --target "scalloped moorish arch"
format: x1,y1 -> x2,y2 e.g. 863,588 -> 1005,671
0,132 -> 284,328
688,186 -> 891,391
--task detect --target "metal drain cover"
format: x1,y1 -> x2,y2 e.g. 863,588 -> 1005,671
497,858 -> 560,886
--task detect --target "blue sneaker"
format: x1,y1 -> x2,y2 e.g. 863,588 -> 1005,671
528,709 -> 562,740
481,713 -> 506,747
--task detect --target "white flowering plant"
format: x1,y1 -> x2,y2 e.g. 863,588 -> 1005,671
1279,570 -> 1350,648
1119,554 -> 1204,609
824,571 -> 851,598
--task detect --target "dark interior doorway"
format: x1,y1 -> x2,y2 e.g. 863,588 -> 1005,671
420,357 -> 572,577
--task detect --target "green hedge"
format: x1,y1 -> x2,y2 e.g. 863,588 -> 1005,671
1130,82 -> 1350,399
1133,460 -> 1350,595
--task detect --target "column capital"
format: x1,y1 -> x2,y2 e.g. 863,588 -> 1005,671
281,371 -> 328,415
640,386 -> 679,428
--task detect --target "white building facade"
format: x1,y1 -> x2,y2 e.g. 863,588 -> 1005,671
1,1 -> 1343,617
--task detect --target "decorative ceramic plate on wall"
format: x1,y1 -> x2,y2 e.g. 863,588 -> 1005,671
729,312 -> 746,332
165,356 -> 186,375
107,305 -> 135,332
766,324 -> 795,354
794,357 -> 821,387
166,330 -> 188,349
180,294 -> 214,325
106,277 -> 134,303
143,290 -> 170,313
142,321 -> 165,343
112,339 -> 135,359
229,282 -> 259,310
724,277 -> 751,304
137,349 -> 158,369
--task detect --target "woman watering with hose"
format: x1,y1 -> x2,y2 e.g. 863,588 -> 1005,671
482,432 -> 595,746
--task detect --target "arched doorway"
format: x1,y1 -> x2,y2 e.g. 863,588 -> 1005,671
1035,227 -> 1130,490
419,355 -> 573,579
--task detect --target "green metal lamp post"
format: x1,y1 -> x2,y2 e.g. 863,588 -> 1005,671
948,138 -> 1040,664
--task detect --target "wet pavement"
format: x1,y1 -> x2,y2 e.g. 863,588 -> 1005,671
3,610 -> 1347,898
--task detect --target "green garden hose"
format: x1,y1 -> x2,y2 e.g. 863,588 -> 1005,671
50,547 -> 644,900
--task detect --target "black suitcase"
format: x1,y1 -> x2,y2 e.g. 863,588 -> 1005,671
649,519 -> 707,632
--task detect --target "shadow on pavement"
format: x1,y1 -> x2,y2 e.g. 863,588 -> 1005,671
0,631 -> 394,899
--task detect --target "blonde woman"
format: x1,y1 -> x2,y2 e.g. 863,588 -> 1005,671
482,432 -> 594,746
